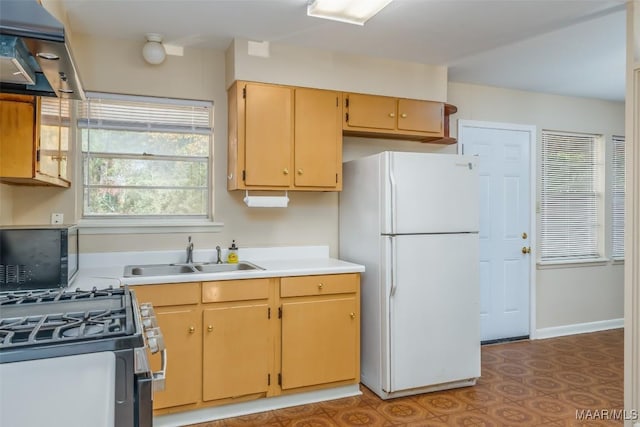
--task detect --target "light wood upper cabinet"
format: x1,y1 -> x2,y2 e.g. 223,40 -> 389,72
228,81 -> 342,191
294,88 -> 342,189
396,98 -> 442,134
0,94 -> 70,187
343,93 -> 396,130
132,283 -> 201,410
244,83 -> 293,187
344,92 -> 453,143
280,273 -> 360,390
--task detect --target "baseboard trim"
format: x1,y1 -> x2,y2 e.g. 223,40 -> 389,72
535,318 -> 624,340
153,384 -> 361,427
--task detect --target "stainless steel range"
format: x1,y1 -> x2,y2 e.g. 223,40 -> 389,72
0,286 -> 165,427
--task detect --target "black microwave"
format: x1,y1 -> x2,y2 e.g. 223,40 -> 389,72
0,225 -> 79,291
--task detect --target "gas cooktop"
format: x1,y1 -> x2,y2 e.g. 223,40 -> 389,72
0,286 -> 144,363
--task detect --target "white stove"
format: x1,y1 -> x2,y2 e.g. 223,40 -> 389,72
0,286 -> 165,427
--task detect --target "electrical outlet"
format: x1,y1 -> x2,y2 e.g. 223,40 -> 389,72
51,213 -> 64,225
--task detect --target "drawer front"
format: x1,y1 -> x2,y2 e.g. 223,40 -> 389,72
202,279 -> 270,303
132,282 -> 200,307
280,274 -> 358,298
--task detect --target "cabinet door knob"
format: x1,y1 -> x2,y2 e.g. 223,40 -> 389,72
400,113 -> 407,118
207,325 -> 213,332
189,326 -> 195,334
318,283 -> 324,290
350,312 -> 356,319
388,112 -> 395,118
522,232 -> 528,239
297,169 -> 304,175
521,246 -> 531,254
283,168 -> 289,175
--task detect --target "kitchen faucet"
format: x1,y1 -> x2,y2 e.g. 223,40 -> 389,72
216,246 -> 223,264
186,236 -> 194,264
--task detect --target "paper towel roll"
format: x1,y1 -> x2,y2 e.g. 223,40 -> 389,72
243,195 -> 289,208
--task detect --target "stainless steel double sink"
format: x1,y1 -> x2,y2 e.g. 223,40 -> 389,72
123,261 -> 263,277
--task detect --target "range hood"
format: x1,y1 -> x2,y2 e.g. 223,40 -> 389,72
0,0 -> 84,99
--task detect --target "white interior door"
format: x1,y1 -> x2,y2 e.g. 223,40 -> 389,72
458,120 -> 534,342
387,234 -> 480,392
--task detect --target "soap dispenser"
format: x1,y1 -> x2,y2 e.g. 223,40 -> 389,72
227,240 -> 238,264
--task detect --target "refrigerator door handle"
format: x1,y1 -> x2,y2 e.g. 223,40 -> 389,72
390,237 -> 398,298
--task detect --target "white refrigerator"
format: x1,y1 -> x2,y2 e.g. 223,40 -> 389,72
339,151 -> 480,399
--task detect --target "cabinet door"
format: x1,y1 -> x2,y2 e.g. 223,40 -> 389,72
152,306 -> 201,409
294,88 -> 341,188
281,296 -> 358,389
345,93 -> 396,130
0,98 -> 35,178
244,83 -> 292,187
396,99 -> 443,135
202,303 -> 271,401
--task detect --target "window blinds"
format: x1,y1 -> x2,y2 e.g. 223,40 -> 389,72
611,135 -> 625,259
77,95 -> 212,134
540,131 -> 601,261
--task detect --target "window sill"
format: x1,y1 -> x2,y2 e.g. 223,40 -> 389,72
537,257 -> 610,269
77,219 -> 224,235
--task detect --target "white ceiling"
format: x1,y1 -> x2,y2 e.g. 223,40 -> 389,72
61,0 -> 627,102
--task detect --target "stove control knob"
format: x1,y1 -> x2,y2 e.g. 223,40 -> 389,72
139,303 -> 156,318
142,316 -> 158,329
145,327 -> 165,354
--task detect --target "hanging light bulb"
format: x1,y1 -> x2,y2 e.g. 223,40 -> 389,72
142,33 -> 166,65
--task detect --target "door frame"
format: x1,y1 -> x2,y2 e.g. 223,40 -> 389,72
457,120 -> 538,339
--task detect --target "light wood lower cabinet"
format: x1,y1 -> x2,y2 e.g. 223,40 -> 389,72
130,273 -> 360,413
132,282 -> 201,410
202,279 -> 273,402
280,274 -> 360,391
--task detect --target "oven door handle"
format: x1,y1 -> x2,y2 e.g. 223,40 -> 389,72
152,348 -> 167,392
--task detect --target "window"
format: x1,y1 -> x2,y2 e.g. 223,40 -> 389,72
611,135 -> 625,259
540,131 -> 603,262
78,94 -> 212,218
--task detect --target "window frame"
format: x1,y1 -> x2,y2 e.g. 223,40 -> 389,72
74,92 -> 222,234
611,135 -> 625,261
538,130 -> 605,265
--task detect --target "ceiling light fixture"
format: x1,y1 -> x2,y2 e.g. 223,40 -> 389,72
142,33 -> 166,65
307,0 -> 394,25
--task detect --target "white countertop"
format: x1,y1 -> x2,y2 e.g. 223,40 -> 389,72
72,246 -> 364,291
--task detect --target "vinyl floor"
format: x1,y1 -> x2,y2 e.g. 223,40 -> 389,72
188,328 -> 624,426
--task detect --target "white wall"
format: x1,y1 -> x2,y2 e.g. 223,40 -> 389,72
2,34 -> 624,331
0,184 -> 13,224
5,36 -> 448,257
448,82 -> 625,331
228,38 -> 448,101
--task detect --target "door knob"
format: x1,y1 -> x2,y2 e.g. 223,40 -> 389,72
318,283 -> 324,290
522,246 -> 531,254
388,112 -> 395,118
207,325 -> 213,332
400,113 -> 407,118
283,168 -> 289,175
297,169 -> 303,175
522,232 -> 528,239
188,326 -> 195,334
350,312 -> 356,319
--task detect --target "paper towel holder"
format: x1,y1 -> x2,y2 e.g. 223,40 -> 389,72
243,190 -> 290,208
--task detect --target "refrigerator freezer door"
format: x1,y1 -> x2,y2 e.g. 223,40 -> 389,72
386,233 -> 480,393
385,152 -> 479,234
